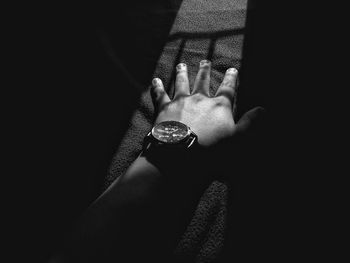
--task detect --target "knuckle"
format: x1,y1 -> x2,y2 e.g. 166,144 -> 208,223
214,96 -> 231,107
176,74 -> 187,84
191,93 -> 206,102
152,86 -> 163,96
199,70 -> 210,80
222,78 -> 236,88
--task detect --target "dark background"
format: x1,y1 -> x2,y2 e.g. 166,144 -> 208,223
7,1 -> 344,262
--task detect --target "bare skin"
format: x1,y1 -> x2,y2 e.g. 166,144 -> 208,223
49,60 -> 264,263
152,60 -> 263,148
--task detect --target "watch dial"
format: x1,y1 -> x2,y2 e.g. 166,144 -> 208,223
152,121 -> 189,143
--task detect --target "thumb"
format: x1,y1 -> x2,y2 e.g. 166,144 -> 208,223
213,107 -> 266,182
235,106 -> 266,135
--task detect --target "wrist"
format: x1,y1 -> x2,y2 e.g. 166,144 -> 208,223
141,120 -> 218,185
141,144 -> 212,183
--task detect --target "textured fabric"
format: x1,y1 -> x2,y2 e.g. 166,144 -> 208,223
174,181 -> 228,263
103,1 -> 247,262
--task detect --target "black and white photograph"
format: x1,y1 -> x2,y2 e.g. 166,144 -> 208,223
6,0 -> 345,262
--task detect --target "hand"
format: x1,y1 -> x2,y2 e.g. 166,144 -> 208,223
151,60 -> 264,148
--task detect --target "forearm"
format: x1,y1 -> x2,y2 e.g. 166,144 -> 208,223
49,61 -> 257,263
51,155 -> 210,262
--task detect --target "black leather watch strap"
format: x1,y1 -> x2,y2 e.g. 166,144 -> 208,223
141,136 -> 200,172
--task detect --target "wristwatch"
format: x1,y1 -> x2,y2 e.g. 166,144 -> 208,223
142,121 -> 198,158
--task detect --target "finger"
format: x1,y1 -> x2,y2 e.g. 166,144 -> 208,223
215,68 -> 238,102
174,63 -> 190,99
192,60 -> 211,96
235,107 -> 266,135
151,78 -> 171,111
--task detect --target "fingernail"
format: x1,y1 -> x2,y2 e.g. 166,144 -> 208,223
200,60 -> 211,67
226,68 -> 238,74
152,78 -> 161,86
176,63 -> 187,71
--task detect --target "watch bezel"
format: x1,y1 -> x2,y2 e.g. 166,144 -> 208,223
151,120 -> 192,144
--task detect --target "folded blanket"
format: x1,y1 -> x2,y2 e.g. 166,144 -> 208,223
102,1 -> 247,262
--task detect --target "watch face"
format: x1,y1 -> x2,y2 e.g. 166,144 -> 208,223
152,121 -> 190,144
